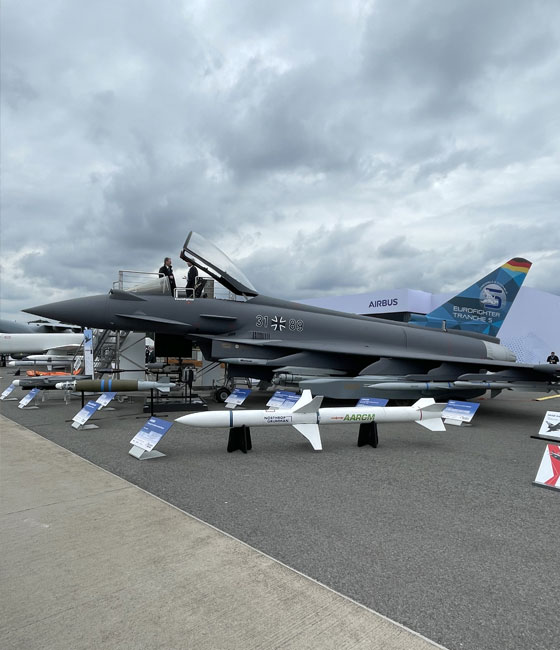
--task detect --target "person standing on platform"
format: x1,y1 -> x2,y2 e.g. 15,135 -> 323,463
547,351 -> 559,364
186,261 -> 198,297
158,257 -> 176,293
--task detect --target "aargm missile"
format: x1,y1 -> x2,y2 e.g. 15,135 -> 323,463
175,390 -> 447,451
55,379 -> 175,392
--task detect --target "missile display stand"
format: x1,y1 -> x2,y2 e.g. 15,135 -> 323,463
357,422 -> 379,448
142,385 -> 207,415
227,426 -> 252,453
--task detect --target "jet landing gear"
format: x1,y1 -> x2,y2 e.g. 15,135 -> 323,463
215,386 -> 231,402
357,422 -> 379,448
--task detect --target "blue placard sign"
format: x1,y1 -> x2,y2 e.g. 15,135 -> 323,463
18,388 -> 41,408
267,390 -> 300,409
130,417 -> 173,452
442,400 -> 480,423
356,397 -> 389,407
96,392 -> 117,408
73,401 -> 101,425
225,388 -> 251,407
1,383 -> 16,400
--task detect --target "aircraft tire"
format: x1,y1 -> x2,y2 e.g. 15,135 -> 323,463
215,387 -> 231,402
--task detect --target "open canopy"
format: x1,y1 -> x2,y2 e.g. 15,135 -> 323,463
180,231 -> 258,297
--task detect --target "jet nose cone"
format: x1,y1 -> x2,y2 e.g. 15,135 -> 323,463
23,294 -> 110,328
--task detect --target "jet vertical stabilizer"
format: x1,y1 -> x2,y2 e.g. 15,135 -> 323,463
409,257 -> 532,337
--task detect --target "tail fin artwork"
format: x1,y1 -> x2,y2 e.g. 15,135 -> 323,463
409,257 -> 532,337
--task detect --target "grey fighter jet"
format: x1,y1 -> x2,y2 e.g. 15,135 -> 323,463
24,232 -> 560,401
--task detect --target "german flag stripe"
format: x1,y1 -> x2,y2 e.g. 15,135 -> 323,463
503,259 -> 532,272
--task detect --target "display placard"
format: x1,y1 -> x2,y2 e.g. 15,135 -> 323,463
356,397 -> 389,407
267,390 -> 300,409
72,401 -> 101,427
96,392 -> 117,409
533,444 -> 560,491
442,400 -> 480,425
535,411 -> 560,441
225,388 -> 251,408
83,329 -> 94,378
18,388 -> 41,409
130,417 -> 173,452
0,383 -> 17,400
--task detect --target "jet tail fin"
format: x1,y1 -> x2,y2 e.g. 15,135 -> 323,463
409,257 -> 531,337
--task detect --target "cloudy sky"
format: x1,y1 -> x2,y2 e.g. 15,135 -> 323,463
2,0 -> 559,321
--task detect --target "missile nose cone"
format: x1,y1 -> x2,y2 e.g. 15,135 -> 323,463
175,413 -> 196,425
175,411 -> 224,427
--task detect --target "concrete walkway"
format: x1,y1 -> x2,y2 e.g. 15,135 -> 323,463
0,415 -> 444,650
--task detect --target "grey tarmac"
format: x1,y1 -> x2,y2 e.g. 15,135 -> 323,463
1,371 -> 558,650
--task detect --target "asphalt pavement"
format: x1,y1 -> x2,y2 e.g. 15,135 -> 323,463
1,370 -> 558,650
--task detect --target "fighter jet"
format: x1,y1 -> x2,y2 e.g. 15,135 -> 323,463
24,232 -> 560,401
546,421 -> 560,432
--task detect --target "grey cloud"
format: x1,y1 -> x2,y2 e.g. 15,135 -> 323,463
1,0 -> 559,322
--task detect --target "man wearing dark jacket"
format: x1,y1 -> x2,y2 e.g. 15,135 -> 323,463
158,257 -> 176,293
186,261 -> 198,296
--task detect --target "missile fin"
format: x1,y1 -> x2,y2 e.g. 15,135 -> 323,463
416,418 -> 446,432
412,398 -> 436,409
292,389 -> 324,413
292,424 -> 322,451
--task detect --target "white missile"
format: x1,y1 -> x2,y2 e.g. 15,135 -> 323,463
175,390 -> 447,451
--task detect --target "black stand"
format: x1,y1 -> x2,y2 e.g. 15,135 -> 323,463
227,426 -> 252,453
530,435 -> 560,443
358,422 -> 379,448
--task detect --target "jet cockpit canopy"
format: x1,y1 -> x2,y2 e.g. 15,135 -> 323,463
180,231 -> 258,297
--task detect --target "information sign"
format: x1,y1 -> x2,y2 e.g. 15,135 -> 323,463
535,411 -> 560,441
442,400 -> 480,425
72,401 -> 101,428
96,392 -> 117,409
18,388 -> 41,409
356,397 -> 389,407
83,328 -> 94,378
1,383 -> 17,400
533,444 -> 560,491
267,390 -> 300,409
225,388 -> 251,408
130,417 -> 173,452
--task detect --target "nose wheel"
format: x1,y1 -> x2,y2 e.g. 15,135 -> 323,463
215,386 -> 231,403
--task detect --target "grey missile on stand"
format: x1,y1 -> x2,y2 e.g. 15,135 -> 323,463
55,379 -> 176,392
175,390 -> 447,452
8,359 -> 73,368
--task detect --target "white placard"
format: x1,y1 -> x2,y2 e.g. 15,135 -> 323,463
533,444 -> 560,490
18,388 -> 40,408
536,411 -> 560,441
1,383 -> 16,400
130,417 -> 173,452
72,401 -> 101,426
96,392 -> 117,409
83,329 -> 94,378
442,400 -> 480,424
